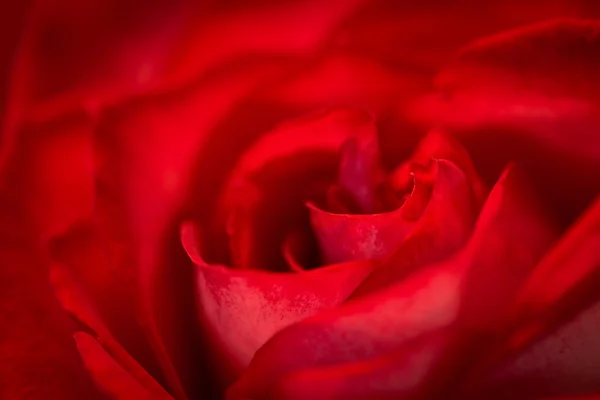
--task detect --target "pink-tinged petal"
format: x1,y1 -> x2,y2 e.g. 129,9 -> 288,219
74,332 -> 173,400
270,332 -> 450,400
353,159 -> 480,295
50,262 -> 173,399
308,201 -> 415,265
0,203 -> 101,399
99,63 -> 284,397
228,164 -> 558,400
218,108 -> 375,270
181,222 -> 376,383
227,261 -> 464,400
412,19 -> 600,220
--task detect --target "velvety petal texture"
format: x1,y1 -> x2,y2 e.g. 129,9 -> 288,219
5,2 -> 600,399
228,163 -> 560,399
181,222 -> 376,383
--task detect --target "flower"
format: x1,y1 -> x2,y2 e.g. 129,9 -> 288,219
1,1 -> 599,400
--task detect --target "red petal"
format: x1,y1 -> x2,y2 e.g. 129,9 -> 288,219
512,195 -> 600,324
1,1 -> 195,177
308,201 -> 415,264
390,129 -> 488,207
96,63 -> 282,398
457,164 -> 560,333
464,196 -> 600,398
181,222 -> 376,382
12,111 -> 95,237
336,123 -> 386,214
412,19 -> 600,221
74,332 -> 173,400
219,108 -> 371,270
168,0 -> 370,86
337,1 -> 596,72
483,298 -> 600,398
51,262 -> 173,398
0,206 -> 101,399
228,164 -> 559,399
227,261 -> 463,399
268,332 -> 450,400
262,51 -> 428,115
353,159 -> 479,295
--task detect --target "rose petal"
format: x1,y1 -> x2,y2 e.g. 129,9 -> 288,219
353,159 -> 479,295
336,124 -> 386,214
181,222 -> 376,382
12,110 -> 95,237
74,332 -> 173,400
511,195 -> 600,325
219,108 -> 376,270
336,1 -> 597,72
168,0 -> 370,86
412,19 -> 600,221
389,129 -> 488,207
227,260 -> 464,400
50,262 -> 173,399
308,201 -> 415,265
415,164 -> 561,397
0,204 -> 101,399
463,196 -> 600,398
262,51 -> 428,115
97,63 -> 284,397
1,0 -> 194,177
482,298 -> 600,398
228,163 -> 559,399
269,332 -> 450,400
457,164 -> 560,334
49,223 -> 165,383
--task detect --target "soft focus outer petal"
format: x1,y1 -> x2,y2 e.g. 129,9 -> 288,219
50,262 -> 173,399
261,51 -> 428,114
167,0 -> 370,86
11,110 -> 95,238
74,332 -> 172,400
0,193 -> 101,398
1,0 -> 193,180
91,64 -> 283,398
412,19 -> 600,220
181,222 -> 376,384
228,163 -> 559,400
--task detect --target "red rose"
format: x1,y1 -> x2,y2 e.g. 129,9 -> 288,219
1,1 -> 599,400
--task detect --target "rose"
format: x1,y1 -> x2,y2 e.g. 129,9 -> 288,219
2,2 -> 599,400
